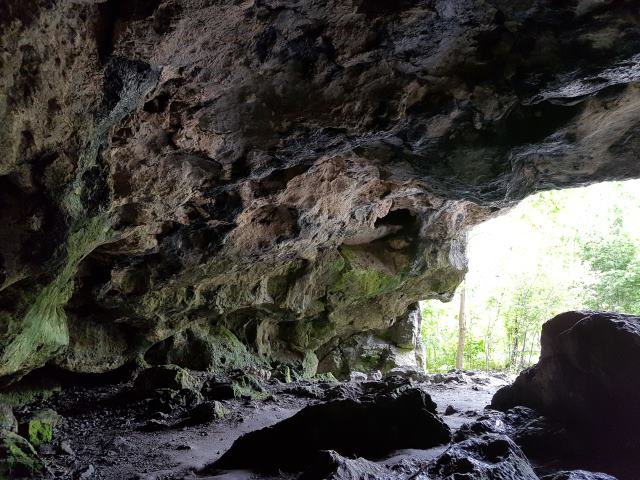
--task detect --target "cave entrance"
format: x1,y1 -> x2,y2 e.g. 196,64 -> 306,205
420,179 -> 640,374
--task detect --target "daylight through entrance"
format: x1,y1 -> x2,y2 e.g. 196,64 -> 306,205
421,180 -> 640,373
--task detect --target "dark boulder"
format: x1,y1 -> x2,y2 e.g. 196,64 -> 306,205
428,434 -> 538,480
455,406 -> 572,459
492,311 -> 640,441
210,387 -> 450,473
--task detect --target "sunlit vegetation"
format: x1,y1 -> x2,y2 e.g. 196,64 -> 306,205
421,180 -> 640,373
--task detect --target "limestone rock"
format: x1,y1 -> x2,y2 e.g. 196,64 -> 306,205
144,323 -> 259,373
133,365 -> 196,395
542,472 -> 618,480
0,429 -> 45,478
299,450 -> 394,480
1,1 -> 640,382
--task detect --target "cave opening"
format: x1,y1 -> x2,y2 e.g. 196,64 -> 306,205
421,179 -> 640,374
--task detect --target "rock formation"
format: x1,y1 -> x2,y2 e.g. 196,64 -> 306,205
2,0 -> 640,385
492,311 -> 640,476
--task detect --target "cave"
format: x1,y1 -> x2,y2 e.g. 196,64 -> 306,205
1,1 -> 640,479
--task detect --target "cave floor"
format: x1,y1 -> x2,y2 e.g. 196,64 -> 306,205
19,373 -> 507,480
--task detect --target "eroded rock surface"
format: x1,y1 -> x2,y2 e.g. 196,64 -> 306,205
2,1 -> 640,383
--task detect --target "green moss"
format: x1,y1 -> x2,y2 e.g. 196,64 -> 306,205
145,323 -> 263,373
20,409 -> 59,447
27,421 -> 51,447
283,365 -> 292,384
329,247 -> 402,302
314,372 -> 338,383
231,374 -> 271,401
0,430 -> 44,479
213,401 -> 227,418
0,216 -> 111,379
0,382 -> 61,408
302,351 -> 319,379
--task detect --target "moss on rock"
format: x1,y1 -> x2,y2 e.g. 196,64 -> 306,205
133,365 -> 196,395
145,322 -> 262,373
0,429 -> 45,478
19,409 -> 60,447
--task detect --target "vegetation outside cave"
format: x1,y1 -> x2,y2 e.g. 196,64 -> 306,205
421,179 -> 640,373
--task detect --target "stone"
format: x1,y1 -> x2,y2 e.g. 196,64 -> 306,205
146,388 -> 202,414
145,323 -> 260,373
492,312 -> 640,442
185,401 -> 227,425
2,0 -> 639,383
454,407 -> 573,461
210,388 -> 450,473
298,450 -> 394,480
444,405 -> 457,416
58,440 -> 75,456
133,365 -> 196,396
76,464 -> 95,479
428,434 -> 538,480
19,408 -> 60,447
201,380 -> 235,401
349,371 -> 367,382
0,404 -> 17,432
0,429 -> 45,478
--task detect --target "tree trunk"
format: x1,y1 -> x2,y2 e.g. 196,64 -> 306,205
455,286 -> 467,370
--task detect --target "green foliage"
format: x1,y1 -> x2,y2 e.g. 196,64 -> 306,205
421,181 -> 640,374
579,218 -> 640,314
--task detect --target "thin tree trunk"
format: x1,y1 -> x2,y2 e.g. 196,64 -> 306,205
456,286 -> 467,370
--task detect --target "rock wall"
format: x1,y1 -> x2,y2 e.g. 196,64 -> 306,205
2,0 -> 640,383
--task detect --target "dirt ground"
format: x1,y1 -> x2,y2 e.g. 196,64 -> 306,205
19,372 -> 509,480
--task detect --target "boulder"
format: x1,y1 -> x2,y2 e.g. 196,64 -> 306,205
492,311 -> 640,442
144,323 -> 260,373
0,429 -> 45,478
184,401 -> 227,425
210,387 -> 450,473
19,408 -> 60,447
146,387 -> 202,414
133,365 -> 196,396
454,407 -> 572,459
428,434 -> 538,480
